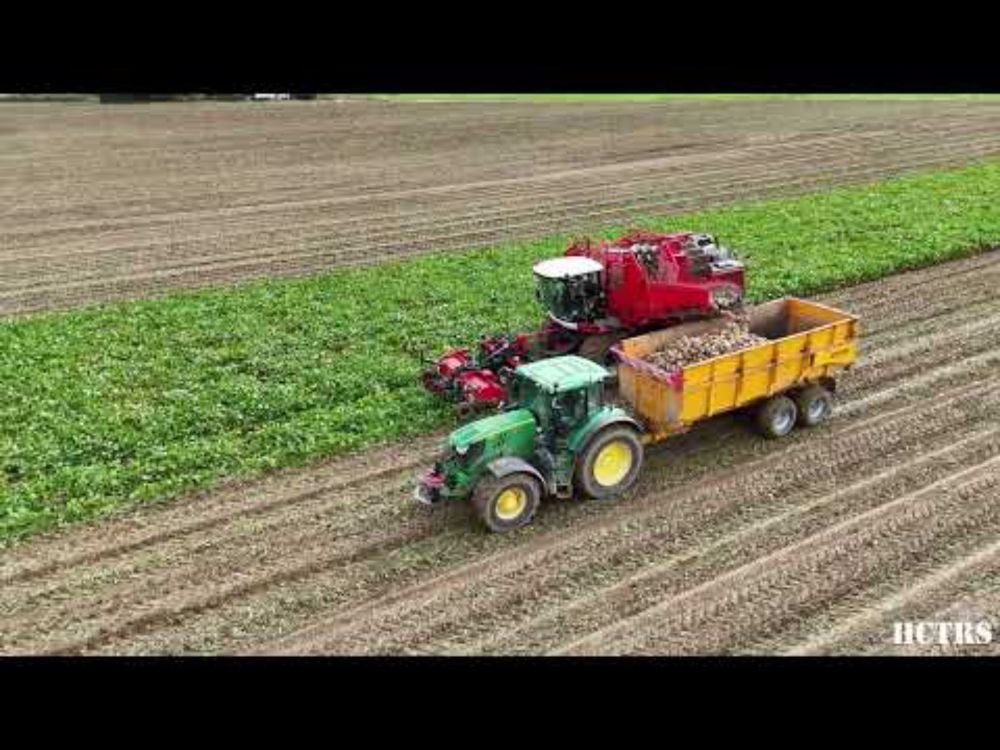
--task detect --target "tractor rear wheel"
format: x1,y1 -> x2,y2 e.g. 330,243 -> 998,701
755,395 -> 798,439
472,473 -> 542,533
793,385 -> 833,427
576,426 -> 644,500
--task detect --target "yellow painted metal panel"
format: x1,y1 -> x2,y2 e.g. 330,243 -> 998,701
681,361 -> 711,422
619,359 -> 637,405
615,297 -> 859,443
812,341 -> 859,368
773,337 -> 806,393
737,344 -> 774,405
708,356 -> 739,415
638,376 -> 666,426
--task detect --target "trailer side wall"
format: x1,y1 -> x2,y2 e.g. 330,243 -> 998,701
617,298 -> 859,436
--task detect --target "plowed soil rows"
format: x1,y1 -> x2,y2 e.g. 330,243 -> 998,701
1,249 -> 998,655
4,99 -> 1000,316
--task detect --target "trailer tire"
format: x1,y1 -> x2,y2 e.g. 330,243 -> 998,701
756,395 -> 798,439
794,385 -> 833,427
576,426 -> 644,500
472,473 -> 541,533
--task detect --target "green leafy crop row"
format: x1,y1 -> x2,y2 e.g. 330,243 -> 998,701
2,161 -> 999,543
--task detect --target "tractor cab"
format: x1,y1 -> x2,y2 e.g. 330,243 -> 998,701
533,256 -> 606,327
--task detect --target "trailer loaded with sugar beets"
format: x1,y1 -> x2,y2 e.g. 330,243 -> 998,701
422,230 -> 745,413
415,298 -> 859,532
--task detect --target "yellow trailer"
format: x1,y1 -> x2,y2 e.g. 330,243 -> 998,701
614,297 -> 860,442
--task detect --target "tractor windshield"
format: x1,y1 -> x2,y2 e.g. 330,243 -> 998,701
552,389 -> 587,429
510,376 -> 542,416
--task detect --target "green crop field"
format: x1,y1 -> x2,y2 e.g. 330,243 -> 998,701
2,160 -> 999,543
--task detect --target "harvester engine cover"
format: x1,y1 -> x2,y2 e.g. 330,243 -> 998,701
563,230 -> 745,329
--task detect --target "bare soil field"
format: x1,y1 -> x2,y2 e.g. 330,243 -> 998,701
3,98 -> 1000,317
2,249 -> 998,655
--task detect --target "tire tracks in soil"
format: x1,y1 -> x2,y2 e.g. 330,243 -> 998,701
261,393 -> 1000,655
780,537 -> 1000,656
557,457 -> 1000,655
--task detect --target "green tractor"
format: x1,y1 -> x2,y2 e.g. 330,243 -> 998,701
414,355 -> 644,532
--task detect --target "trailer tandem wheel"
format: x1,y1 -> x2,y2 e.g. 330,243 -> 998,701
794,384 -> 834,427
756,395 -> 799,439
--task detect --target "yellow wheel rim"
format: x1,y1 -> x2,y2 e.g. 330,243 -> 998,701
593,440 -> 634,487
495,487 -> 528,520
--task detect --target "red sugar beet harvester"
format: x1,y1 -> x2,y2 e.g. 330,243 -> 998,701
422,231 -> 746,413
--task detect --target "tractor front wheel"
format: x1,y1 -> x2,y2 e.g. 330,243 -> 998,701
576,426 -> 644,500
472,473 -> 542,533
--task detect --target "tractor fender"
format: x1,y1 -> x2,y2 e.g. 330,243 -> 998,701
568,407 -> 643,454
486,456 -> 546,488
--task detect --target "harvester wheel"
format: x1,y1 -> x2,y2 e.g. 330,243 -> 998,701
576,426 -> 644,500
793,385 -> 833,427
472,473 -> 541,533
756,395 -> 798,439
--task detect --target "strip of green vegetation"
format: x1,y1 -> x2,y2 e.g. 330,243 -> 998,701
2,161 -> 1000,543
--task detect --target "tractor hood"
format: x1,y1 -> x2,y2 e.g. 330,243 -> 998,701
449,408 -> 536,453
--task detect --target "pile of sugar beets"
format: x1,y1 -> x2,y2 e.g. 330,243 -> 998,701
642,312 -> 767,373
